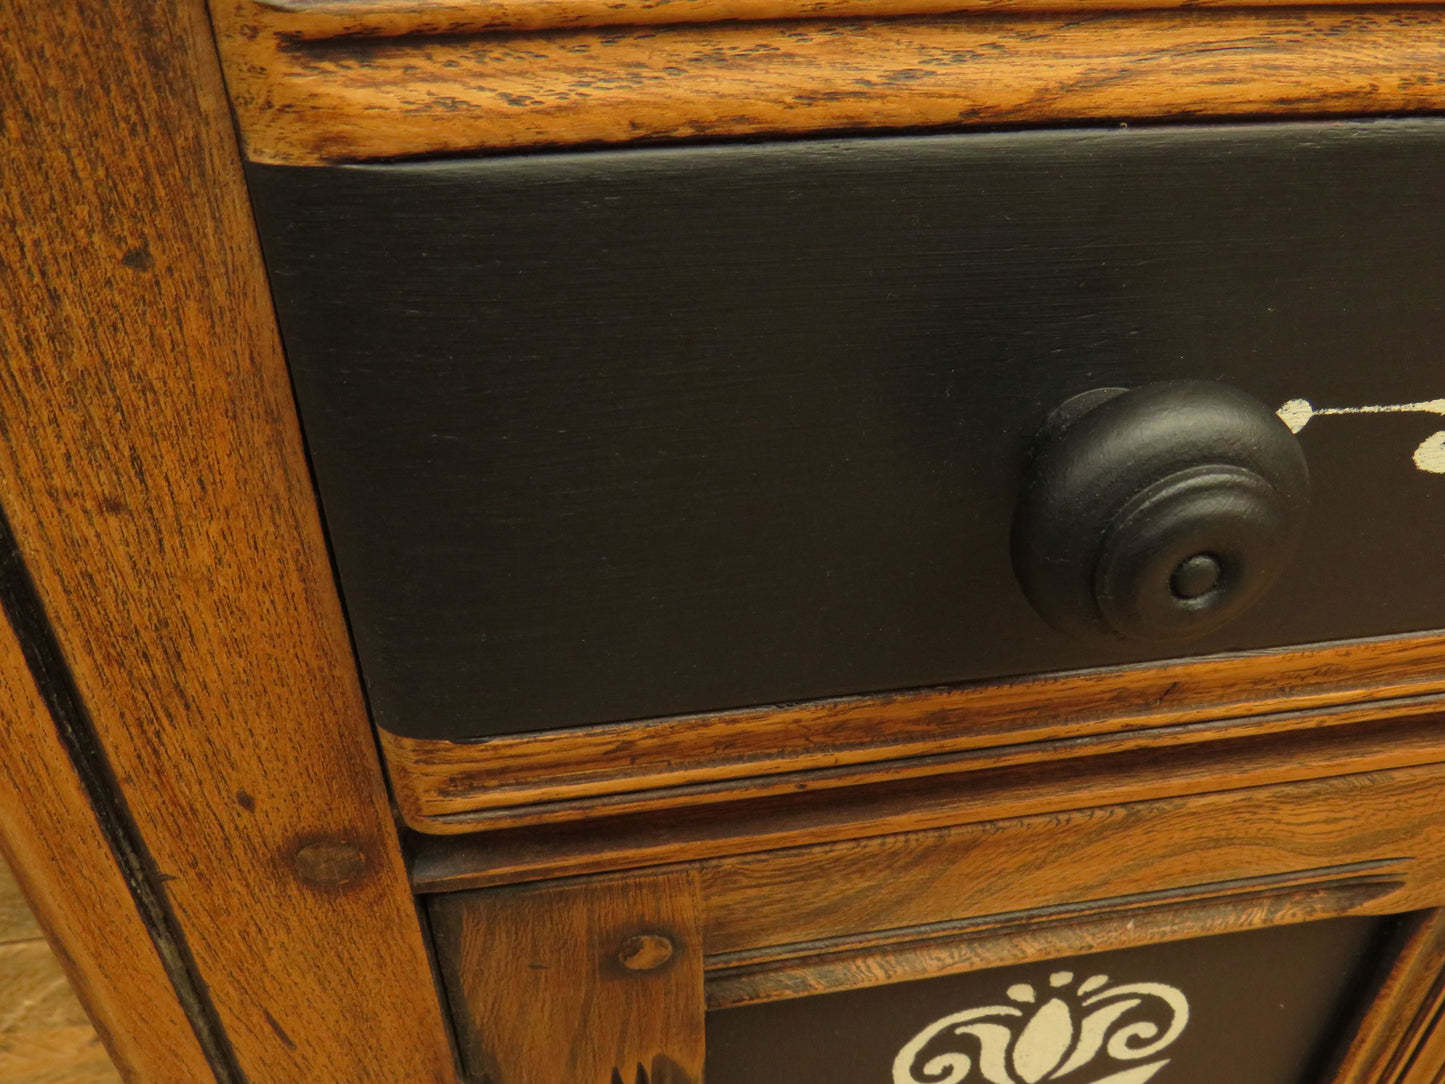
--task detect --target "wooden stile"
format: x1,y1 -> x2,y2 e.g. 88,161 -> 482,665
0,1 -> 457,1080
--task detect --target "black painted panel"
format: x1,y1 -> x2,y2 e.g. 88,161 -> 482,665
706,918 -> 1387,1084
248,120 -> 1445,739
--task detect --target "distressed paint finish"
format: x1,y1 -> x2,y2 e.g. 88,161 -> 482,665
1278,398 -> 1445,474
211,5 -> 1445,164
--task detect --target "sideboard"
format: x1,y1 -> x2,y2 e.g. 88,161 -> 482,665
5,2 -> 1445,1082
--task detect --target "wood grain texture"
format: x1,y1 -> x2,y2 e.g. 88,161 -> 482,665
430,869 -> 705,1084
0,2 -> 456,1081
0,607 -> 213,1081
389,633 -> 1445,832
0,940 -> 123,1084
1330,910 -> 1445,1084
212,6 -> 1445,165
427,766 -> 1445,1035
410,708 -> 1445,891
1398,990 -> 1445,1084
693,764 -> 1445,960
0,860 -> 120,1083
704,866 -> 1402,1009
0,860 -> 41,948
251,0 -> 1445,38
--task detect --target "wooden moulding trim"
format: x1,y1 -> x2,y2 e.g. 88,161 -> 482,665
703,862 -> 1407,1009
692,762 -> 1445,956
387,632 -> 1445,833
212,6 -> 1445,165
249,0 -> 1441,39
408,710 -> 1445,891
1398,977 -> 1445,1083
398,694 -> 1445,836
422,765 -> 1445,1014
1328,908 -> 1445,1084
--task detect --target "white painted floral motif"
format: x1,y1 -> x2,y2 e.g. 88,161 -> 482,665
891,970 -> 1189,1084
1277,398 -> 1445,474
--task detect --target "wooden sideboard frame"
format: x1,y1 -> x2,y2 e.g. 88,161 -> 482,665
390,632 -> 1445,835
0,2 -> 457,1081
211,3 -> 1445,165
9,3 -> 1445,1083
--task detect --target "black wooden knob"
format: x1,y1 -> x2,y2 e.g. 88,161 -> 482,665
1011,381 -> 1309,642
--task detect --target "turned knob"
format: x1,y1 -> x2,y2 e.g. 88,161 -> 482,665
1011,381 -> 1309,642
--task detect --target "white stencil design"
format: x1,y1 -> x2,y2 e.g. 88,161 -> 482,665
1277,398 -> 1445,474
892,970 -> 1189,1084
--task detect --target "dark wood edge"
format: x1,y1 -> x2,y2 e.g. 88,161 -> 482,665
0,597 -> 219,1083
1400,978 -> 1445,1082
211,5 -> 1445,165
388,632 -> 1445,834
0,502 -> 240,1079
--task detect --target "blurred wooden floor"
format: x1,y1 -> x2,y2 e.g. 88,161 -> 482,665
0,858 -> 121,1084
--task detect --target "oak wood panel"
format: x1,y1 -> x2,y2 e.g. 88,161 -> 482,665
0,2 -> 456,1081
695,764 -> 1445,956
0,611 -> 213,1081
251,0 -> 1445,38
390,633 -> 1445,833
430,869 -> 705,1084
213,7 -> 1445,165
410,709 -> 1445,891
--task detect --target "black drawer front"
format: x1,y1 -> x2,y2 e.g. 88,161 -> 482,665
249,120 -> 1445,740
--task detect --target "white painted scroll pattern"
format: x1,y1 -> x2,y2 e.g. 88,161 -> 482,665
1277,398 -> 1445,474
892,971 -> 1189,1084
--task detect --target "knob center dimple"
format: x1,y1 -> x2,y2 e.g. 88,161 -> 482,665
1170,553 -> 1222,600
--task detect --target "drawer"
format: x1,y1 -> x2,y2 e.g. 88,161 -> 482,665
249,118 -> 1445,744
426,759 -> 1445,1084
